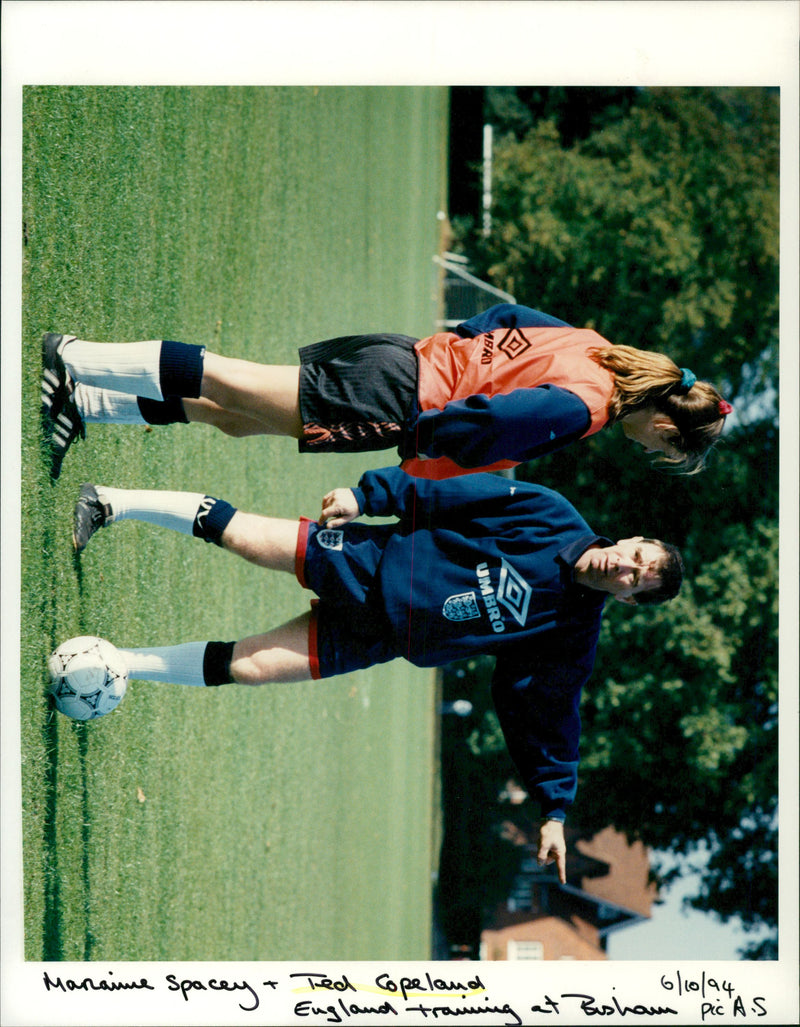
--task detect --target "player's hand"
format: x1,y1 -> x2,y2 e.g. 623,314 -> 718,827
537,819 -> 567,884
319,488 -> 360,528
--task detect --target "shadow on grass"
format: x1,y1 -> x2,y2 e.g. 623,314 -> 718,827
41,719 -> 97,960
40,537 -> 97,961
76,723 -> 98,960
72,550 -> 99,959
40,512 -> 63,960
73,549 -> 99,959
41,710 -> 63,961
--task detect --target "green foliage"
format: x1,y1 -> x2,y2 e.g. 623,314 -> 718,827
445,518 -> 779,947
574,518 -> 779,954
688,809 -> 778,942
448,88 -> 779,949
484,86 -> 639,147
575,518 -> 777,840
534,435 -> 778,947
459,87 -> 779,402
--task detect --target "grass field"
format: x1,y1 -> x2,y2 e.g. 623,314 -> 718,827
20,86 -> 449,961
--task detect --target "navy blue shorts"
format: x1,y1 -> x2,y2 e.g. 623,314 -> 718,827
298,334 -> 419,454
295,518 -> 399,679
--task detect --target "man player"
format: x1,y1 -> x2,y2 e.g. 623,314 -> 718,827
63,466 -> 684,881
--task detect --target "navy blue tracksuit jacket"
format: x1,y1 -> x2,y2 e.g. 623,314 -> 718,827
349,467 -> 609,821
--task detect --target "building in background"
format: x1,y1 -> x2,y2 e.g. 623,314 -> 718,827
480,823 -> 657,961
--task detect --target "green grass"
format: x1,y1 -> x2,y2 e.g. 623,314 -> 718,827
21,86 -> 449,961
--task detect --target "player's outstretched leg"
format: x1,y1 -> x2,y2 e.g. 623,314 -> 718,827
47,332 -> 303,435
41,332 -> 195,478
72,483 -> 302,575
72,483 -> 233,553
116,613 -> 313,687
41,332 -> 304,476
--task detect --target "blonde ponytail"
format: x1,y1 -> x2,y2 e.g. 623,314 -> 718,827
591,345 -> 686,419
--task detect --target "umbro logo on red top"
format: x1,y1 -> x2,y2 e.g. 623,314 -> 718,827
481,328 -> 534,364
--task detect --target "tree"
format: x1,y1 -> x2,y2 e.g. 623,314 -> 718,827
573,519 -> 777,837
514,417 -> 779,569
443,87 -> 780,954
440,518 -> 779,954
688,810 -> 778,959
484,86 -> 639,147
457,87 -> 779,403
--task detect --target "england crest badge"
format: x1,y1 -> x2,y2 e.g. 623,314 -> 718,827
442,592 -> 481,622
317,528 -> 344,551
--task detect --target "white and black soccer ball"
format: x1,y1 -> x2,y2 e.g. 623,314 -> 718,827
48,636 -> 128,721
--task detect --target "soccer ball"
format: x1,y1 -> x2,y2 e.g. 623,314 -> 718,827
48,636 -> 128,720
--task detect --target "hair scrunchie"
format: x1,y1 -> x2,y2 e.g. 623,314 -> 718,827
679,368 -> 697,392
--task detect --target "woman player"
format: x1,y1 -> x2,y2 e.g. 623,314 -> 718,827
41,303 -> 732,480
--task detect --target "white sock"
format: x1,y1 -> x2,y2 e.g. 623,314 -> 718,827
73,384 -> 147,424
97,486 -> 207,535
62,339 -> 164,400
119,642 -> 208,686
